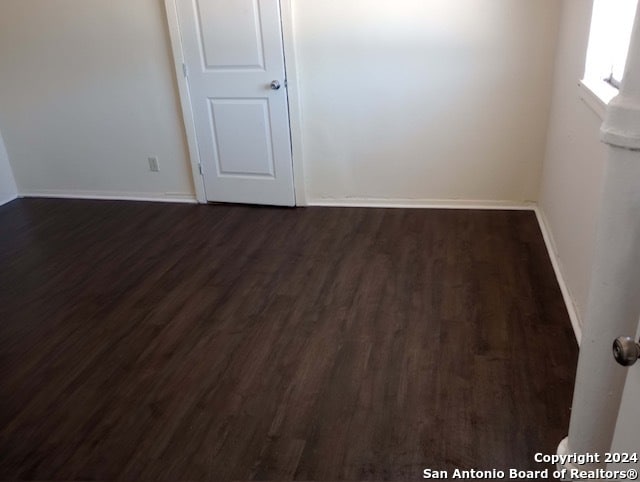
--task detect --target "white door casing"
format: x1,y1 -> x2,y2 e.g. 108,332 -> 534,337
174,0 -> 295,206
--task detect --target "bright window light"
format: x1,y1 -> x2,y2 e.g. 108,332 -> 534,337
585,0 -> 638,90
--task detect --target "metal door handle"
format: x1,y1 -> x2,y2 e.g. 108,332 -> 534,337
613,336 -> 640,366
270,80 -> 281,90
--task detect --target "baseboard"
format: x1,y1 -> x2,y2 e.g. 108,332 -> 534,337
308,197 -> 537,210
19,189 -> 198,204
534,207 -> 583,345
10,191 -> 582,343
309,197 -> 582,345
0,193 -> 18,206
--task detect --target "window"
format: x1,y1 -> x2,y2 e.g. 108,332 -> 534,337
580,0 -> 638,114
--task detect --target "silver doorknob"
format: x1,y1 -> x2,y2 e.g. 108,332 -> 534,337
270,80 -> 281,90
613,336 -> 640,366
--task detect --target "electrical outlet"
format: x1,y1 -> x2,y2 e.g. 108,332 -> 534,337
148,156 -> 159,172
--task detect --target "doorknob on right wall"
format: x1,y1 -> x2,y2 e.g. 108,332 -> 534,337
613,336 -> 640,366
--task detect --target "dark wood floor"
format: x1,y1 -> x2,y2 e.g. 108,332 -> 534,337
0,199 -> 578,480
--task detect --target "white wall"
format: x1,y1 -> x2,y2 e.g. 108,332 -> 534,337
0,0 -> 195,202
0,128 -> 17,205
538,0 -> 606,329
292,0 -> 561,204
0,0 -> 561,206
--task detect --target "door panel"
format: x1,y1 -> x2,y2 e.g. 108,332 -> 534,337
196,0 -> 265,70
210,99 -> 275,177
177,0 -> 295,206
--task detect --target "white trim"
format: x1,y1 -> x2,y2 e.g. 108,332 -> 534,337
280,0 -> 306,206
163,0 -> 306,206
308,197 -> 583,344
164,0 -> 207,204
600,0 -> 640,150
534,206 -> 583,345
578,78 -> 617,121
308,198 -> 536,210
0,194 -> 18,206
19,190 -> 197,204
10,190 -> 582,343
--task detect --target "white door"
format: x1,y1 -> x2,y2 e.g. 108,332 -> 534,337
176,0 -> 295,206
608,320 -> 640,473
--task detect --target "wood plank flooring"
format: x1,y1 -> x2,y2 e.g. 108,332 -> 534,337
0,199 -> 578,480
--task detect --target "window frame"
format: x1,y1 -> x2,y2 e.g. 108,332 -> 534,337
579,0 -> 638,118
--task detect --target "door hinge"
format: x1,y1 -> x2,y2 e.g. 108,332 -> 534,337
198,163 -> 203,175
182,63 -> 188,78
284,78 -> 288,88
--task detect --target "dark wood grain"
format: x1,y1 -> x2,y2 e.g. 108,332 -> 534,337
0,199 -> 578,480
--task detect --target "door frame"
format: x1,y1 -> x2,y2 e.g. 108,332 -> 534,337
163,0 -> 307,205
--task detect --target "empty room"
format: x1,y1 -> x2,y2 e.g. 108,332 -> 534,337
1,0 -> 639,480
